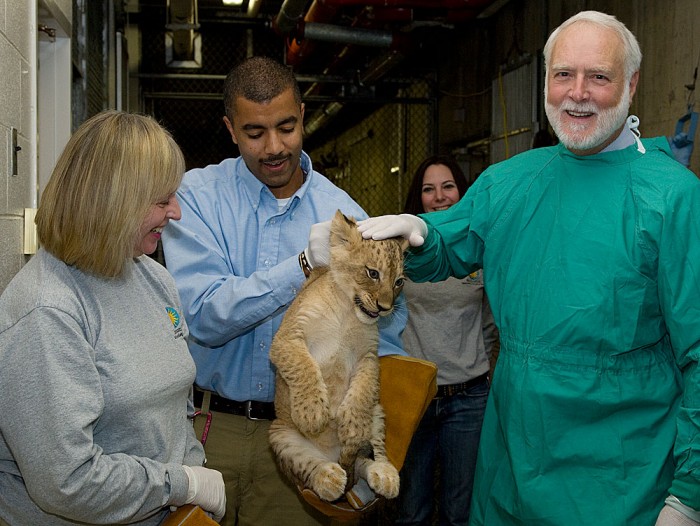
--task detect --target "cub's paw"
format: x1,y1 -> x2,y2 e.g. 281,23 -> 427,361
336,404 -> 373,445
291,391 -> 330,436
366,461 -> 400,499
309,462 -> 347,502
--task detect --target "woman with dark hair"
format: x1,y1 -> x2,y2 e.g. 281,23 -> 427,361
403,155 -> 470,215
396,155 -> 497,526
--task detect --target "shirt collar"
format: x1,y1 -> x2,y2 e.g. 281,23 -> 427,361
601,123 -> 636,153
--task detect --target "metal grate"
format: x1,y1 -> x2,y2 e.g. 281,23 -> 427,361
490,59 -> 539,163
138,2 -> 284,169
308,81 -> 434,217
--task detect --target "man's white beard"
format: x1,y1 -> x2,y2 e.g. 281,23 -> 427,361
545,87 -> 631,153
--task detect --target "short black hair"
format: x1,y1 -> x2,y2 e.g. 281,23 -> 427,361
223,56 -> 301,120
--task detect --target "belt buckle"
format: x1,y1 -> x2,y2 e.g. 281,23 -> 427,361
245,400 -> 264,421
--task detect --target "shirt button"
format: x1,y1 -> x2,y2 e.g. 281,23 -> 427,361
257,382 -> 263,391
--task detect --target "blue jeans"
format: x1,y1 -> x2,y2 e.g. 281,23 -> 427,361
395,378 -> 489,526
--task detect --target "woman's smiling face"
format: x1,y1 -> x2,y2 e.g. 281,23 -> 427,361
134,193 -> 181,257
421,163 -> 461,213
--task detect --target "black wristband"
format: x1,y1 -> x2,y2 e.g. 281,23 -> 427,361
298,251 -> 312,278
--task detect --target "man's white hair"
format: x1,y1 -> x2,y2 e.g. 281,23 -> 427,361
543,10 -> 642,82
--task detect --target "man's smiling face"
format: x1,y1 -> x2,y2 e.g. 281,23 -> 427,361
545,21 -> 638,156
224,87 -> 306,198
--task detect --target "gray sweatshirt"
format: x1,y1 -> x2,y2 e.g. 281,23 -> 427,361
0,249 -> 204,525
402,271 -> 498,386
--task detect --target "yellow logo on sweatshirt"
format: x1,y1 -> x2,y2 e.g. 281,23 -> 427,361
166,307 -> 181,328
166,307 -> 185,340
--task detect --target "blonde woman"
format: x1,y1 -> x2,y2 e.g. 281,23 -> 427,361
0,111 -> 225,525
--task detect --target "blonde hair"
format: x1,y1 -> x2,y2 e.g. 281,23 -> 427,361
36,110 -> 185,277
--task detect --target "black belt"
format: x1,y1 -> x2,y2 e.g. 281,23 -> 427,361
435,373 -> 489,398
193,389 -> 276,421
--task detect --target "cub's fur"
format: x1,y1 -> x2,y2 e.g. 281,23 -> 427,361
269,210 -> 408,503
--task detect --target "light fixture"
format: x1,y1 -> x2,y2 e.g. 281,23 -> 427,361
165,0 -> 202,68
222,0 -> 244,5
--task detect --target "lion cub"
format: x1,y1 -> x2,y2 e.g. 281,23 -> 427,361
269,210 -> 407,504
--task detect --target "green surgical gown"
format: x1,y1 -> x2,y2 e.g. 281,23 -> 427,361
407,138 -> 700,525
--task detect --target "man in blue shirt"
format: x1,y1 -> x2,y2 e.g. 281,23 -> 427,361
162,56 -> 406,526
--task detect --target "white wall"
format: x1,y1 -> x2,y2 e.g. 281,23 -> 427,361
38,0 -> 72,196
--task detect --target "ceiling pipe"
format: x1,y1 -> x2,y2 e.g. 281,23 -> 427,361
278,0 -> 500,63
273,2 -> 411,139
304,101 -> 344,136
286,1 -> 340,66
282,0 -> 493,66
278,0 -> 494,138
272,0 -> 309,35
302,47 -> 407,137
276,0 -> 399,65
301,22 -> 394,47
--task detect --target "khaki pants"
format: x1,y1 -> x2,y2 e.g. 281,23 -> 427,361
193,409 -> 332,526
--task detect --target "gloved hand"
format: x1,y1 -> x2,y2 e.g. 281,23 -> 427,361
303,220 -> 332,269
183,465 -> 226,523
357,214 -> 427,247
656,504 -> 700,526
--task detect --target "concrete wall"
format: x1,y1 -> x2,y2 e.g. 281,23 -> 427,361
0,0 -> 35,294
0,0 -> 72,294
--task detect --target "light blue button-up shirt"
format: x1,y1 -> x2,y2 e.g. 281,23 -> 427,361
162,151 -> 406,402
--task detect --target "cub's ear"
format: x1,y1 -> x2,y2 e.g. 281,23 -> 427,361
333,209 -> 357,227
330,209 -> 360,247
396,237 -> 410,252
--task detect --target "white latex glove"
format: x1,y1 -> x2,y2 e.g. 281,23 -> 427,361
183,465 -> 226,523
304,220 -> 332,269
656,504 -> 700,526
357,214 -> 427,247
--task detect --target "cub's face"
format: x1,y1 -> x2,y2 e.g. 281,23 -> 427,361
328,210 -> 408,325
348,239 -> 406,324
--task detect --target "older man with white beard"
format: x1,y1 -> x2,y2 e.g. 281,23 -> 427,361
348,10 -> 700,526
